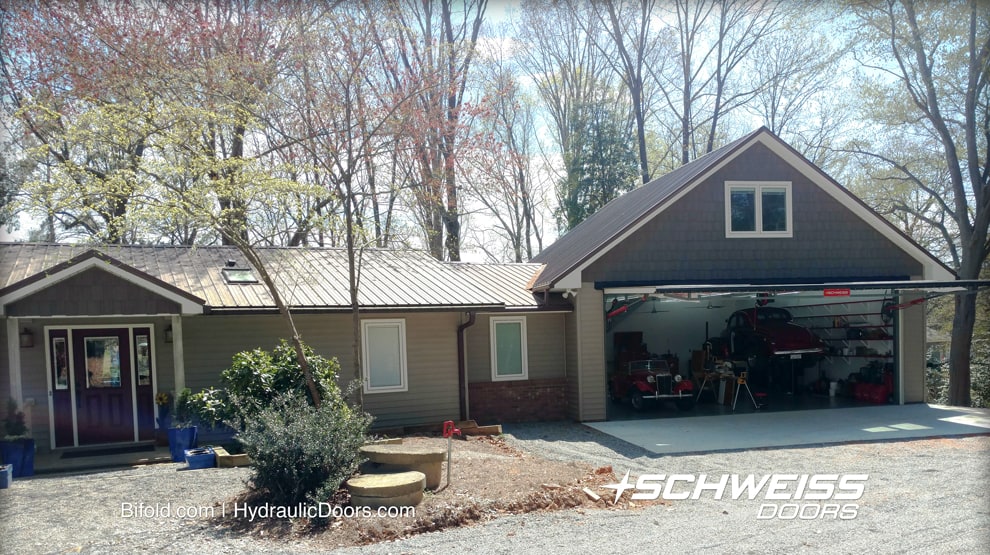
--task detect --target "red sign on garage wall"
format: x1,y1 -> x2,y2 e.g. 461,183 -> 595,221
824,288 -> 851,297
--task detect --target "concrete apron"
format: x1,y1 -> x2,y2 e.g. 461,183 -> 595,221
586,404 -> 990,456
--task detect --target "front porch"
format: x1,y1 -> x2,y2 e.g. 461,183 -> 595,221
28,442 -> 174,475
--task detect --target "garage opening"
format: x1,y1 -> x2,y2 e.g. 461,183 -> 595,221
604,287 -> 908,420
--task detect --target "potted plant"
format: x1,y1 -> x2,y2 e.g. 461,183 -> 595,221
167,388 -> 198,462
155,392 -> 171,446
0,399 -> 35,477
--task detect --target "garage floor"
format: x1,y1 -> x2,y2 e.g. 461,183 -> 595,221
607,388 -> 869,420
588,403 -> 990,455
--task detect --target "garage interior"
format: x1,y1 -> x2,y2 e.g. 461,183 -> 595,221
604,287 -> 903,420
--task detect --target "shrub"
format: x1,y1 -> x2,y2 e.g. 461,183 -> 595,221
2,399 -> 28,439
171,388 -> 196,428
187,387 -> 228,430
236,391 -> 372,507
190,340 -> 345,430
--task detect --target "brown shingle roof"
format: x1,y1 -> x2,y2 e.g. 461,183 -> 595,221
0,244 -> 549,311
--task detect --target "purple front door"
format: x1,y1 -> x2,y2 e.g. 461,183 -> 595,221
72,328 -> 134,445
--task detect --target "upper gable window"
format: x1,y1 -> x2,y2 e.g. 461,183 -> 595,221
725,181 -> 792,238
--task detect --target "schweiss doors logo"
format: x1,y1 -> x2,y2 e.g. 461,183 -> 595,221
603,472 -> 868,520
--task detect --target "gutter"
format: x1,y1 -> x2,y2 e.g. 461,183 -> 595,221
456,312 -> 477,422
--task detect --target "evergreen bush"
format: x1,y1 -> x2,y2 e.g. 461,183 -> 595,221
237,391 -> 372,507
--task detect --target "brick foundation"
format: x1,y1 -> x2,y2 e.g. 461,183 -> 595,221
468,378 -> 568,424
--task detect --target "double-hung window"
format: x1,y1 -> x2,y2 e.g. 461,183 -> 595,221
725,181 -> 792,238
361,319 -> 408,393
490,316 -> 528,381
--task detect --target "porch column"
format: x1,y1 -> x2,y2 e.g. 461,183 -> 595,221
6,317 -> 23,404
171,315 -> 185,394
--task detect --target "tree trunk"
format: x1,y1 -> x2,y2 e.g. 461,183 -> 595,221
948,291 -> 976,406
235,243 -> 322,409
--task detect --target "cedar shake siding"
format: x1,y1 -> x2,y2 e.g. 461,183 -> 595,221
6,268 -> 181,317
583,143 -> 924,286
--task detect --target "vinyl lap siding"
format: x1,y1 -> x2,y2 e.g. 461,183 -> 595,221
565,309 -> 580,421
359,312 -> 461,429
18,332 -> 48,445
0,321 -> 9,403
465,313 -> 566,383
577,283 -> 606,421
899,296 -> 926,403
182,312 -> 461,429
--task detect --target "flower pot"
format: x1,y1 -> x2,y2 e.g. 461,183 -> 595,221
167,427 -> 198,463
0,438 -> 35,478
0,464 -> 12,488
184,447 -> 216,470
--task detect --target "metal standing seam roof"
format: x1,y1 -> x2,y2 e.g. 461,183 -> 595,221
0,244 -> 548,311
529,128 -> 762,290
443,262 -> 545,309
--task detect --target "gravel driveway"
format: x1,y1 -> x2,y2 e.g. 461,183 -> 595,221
1,423 -> 987,554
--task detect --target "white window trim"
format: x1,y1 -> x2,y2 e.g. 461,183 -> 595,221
490,316 -> 529,382
361,319 -> 408,394
725,181 -> 793,238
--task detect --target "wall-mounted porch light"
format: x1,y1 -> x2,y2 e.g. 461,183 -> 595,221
19,328 -> 34,348
164,325 -> 174,343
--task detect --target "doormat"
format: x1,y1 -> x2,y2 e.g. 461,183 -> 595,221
61,444 -> 156,459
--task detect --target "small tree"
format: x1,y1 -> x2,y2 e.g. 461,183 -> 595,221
189,341 -> 372,509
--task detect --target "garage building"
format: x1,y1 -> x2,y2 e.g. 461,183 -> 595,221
530,127 -> 962,421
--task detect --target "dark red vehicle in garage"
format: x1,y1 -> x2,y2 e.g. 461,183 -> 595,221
720,306 -> 826,367
609,359 -> 695,411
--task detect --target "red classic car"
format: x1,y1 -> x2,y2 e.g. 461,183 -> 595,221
720,306 -> 826,367
609,359 -> 695,411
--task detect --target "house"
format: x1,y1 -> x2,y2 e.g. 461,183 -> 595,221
0,127 -> 976,454
0,246 -> 567,451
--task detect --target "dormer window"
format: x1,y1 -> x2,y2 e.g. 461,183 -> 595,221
221,260 -> 258,284
725,181 -> 792,238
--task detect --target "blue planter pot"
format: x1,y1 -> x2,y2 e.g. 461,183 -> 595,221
0,438 -> 35,478
184,447 -> 216,470
167,427 -> 198,462
0,464 -> 12,488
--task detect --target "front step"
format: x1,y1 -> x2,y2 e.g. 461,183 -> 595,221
346,471 -> 425,508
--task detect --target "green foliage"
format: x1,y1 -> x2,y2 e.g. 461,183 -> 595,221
171,388 -> 196,429
236,391 -> 372,508
181,340 -> 371,509
186,388 -> 228,430
970,267 -> 990,408
556,91 -> 639,232
2,399 -> 29,439
184,339 -> 351,431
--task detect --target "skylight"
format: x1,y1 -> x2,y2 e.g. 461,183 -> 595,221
221,267 -> 258,284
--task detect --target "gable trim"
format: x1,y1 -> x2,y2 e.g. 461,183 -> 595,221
553,129 -> 954,289
0,251 -> 204,316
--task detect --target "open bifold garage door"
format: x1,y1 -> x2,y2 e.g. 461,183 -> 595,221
603,280 -> 986,421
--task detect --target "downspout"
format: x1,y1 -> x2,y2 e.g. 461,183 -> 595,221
457,312 -> 476,422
